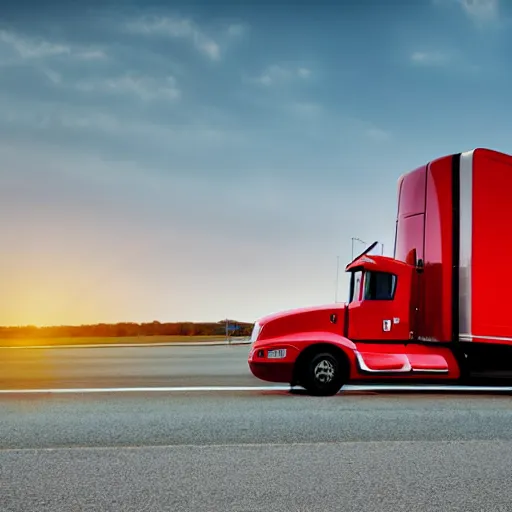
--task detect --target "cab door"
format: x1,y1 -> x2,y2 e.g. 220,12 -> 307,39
348,270 -> 409,341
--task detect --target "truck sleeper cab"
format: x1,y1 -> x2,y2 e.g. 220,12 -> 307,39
248,148 -> 512,396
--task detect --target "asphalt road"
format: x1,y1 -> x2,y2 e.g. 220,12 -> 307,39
0,344 -> 257,389
2,344 -> 512,511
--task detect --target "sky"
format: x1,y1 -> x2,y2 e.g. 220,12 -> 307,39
0,0 -> 511,326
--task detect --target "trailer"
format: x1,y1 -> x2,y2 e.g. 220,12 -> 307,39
248,148 -> 512,395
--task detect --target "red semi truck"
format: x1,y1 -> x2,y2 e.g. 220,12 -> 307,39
248,148 -> 512,395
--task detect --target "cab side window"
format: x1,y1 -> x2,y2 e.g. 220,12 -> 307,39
349,270 -> 363,303
363,271 -> 397,301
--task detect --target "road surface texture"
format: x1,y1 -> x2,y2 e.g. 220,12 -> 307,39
2,344 -> 512,511
0,344 -> 256,389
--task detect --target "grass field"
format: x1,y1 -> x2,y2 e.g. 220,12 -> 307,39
0,335 -> 250,348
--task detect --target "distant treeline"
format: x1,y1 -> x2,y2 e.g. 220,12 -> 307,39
0,321 -> 254,339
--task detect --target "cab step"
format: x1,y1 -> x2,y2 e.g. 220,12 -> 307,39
355,351 -> 449,374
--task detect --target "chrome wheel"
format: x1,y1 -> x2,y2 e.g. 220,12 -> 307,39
300,351 -> 347,396
314,359 -> 335,383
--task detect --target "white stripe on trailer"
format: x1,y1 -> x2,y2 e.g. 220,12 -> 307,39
459,150 -> 474,341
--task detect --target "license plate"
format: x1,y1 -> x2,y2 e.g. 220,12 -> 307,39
267,349 -> 286,359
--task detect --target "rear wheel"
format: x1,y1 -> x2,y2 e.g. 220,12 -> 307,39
301,351 -> 346,396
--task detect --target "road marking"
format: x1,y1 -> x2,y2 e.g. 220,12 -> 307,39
0,439 -> 481,453
0,341 -> 252,350
347,385 -> 512,393
0,386 -> 291,394
0,384 -> 511,395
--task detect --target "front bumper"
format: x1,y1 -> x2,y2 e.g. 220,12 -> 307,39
248,361 -> 294,383
248,344 -> 299,383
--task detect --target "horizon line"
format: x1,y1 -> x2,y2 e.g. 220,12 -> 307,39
0,319 -> 256,329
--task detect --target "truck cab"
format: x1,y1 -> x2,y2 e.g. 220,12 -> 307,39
249,148 -> 512,396
248,242 -> 458,396
345,251 -> 415,342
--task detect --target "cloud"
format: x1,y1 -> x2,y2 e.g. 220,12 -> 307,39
433,0 -> 499,22
0,29 -> 69,59
459,0 -> 498,20
0,98 -> 244,158
335,116 -> 391,143
78,49 -> 108,60
410,50 -> 479,73
41,68 -> 62,85
124,15 -> 221,60
75,74 -> 181,101
410,51 -> 451,66
297,67 -> 311,78
0,29 -> 106,61
252,65 -> 312,86
366,127 -> 391,142
287,101 -> 323,117
227,23 -> 247,37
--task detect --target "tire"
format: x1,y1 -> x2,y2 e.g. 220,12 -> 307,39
301,351 -> 346,396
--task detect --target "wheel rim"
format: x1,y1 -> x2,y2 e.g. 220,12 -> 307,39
313,358 -> 335,384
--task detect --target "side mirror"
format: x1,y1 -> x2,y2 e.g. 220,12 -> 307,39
407,248 -> 424,274
406,248 -> 417,267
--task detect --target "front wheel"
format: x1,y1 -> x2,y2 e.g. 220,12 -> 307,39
301,352 -> 346,396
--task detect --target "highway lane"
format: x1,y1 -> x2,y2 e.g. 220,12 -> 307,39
2,392 -> 512,511
0,344 -> 258,389
3,391 -> 512,449
3,345 -> 512,511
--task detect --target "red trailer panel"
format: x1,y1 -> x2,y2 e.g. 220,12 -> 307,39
423,156 -> 453,343
463,149 -> 512,345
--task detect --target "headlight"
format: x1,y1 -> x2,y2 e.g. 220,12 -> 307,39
250,322 -> 262,343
